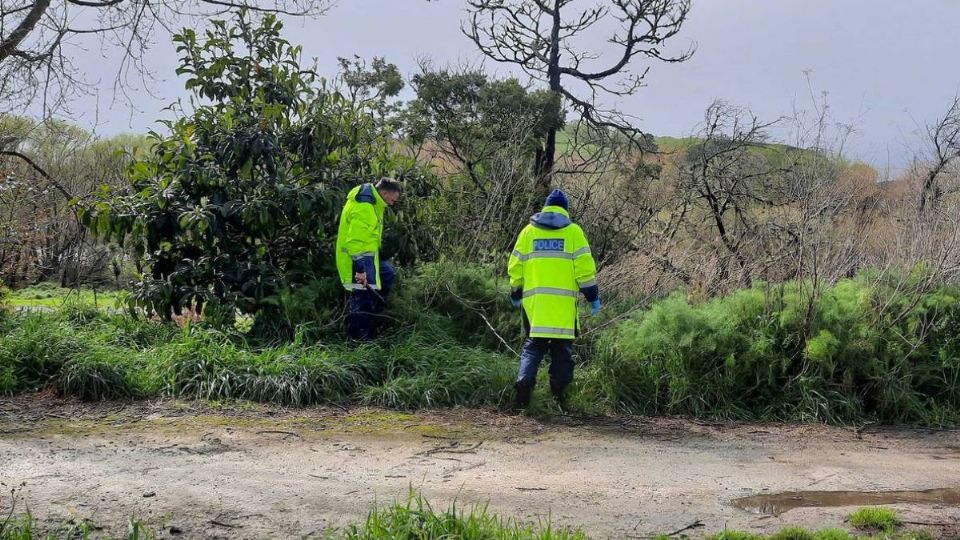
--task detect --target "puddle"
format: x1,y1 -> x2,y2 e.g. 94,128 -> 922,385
734,487 -> 960,515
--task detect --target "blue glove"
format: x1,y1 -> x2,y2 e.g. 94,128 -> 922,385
590,299 -> 601,316
511,297 -> 522,309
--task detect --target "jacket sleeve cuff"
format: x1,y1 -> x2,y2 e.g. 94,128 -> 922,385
579,284 -> 599,303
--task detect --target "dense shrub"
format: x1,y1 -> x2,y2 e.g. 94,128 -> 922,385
390,259 -> 521,350
0,313 -> 93,391
77,12 -> 435,327
579,275 -> 960,424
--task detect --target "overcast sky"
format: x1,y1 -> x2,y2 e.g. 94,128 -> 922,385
62,0 -> 960,173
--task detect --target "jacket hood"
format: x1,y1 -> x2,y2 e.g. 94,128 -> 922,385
354,183 -> 386,207
354,183 -> 376,203
530,205 -> 571,229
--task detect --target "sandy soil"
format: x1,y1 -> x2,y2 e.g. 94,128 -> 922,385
2,394 -> 959,539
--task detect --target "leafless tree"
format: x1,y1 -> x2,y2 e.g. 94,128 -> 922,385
416,113 -> 542,258
917,95 -> 960,214
463,0 -> 694,189
870,96 -> 960,294
558,126 -> 665,266
665,101 -> 795,290
0,117 -> 140,286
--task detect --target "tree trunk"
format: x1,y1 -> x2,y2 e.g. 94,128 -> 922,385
919,160 -> 946,214
535,0 -> 563,198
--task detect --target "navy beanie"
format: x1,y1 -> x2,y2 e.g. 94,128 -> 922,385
544,188 -> 568,210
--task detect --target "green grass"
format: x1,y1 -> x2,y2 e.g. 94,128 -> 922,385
3,267 -> 960,427
6,283 -> 123,309
0,306 -> 516,408
812,529 -> 853,540
338,493 -> 587,539
769,527 -> 817,540
653,136 -> 703,153
0,495 -> 939,540
708,532 -> 765,540
0,512 -> 154,540
703,530 -> 929,540
848,507 -> 902,532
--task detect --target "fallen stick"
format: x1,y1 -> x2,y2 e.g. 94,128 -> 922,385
665,520 -> 704,536
443,283 -> 519,356
421,434 -> 460,440
853,420 -> 877,439
417,441 -> 483,456
444,461 -> 486,477
255,430 -> 303,440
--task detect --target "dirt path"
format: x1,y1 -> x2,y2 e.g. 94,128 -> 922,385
2,395 -> 960,539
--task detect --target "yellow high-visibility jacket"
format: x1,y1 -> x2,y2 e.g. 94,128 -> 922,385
336,183 -> 386,290
507,205 -> 598,339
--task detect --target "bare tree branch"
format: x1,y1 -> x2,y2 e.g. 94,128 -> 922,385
0,149 -> 75,199
0,0 -> 332,117
0,0 -> 52,62
464,0 -> 695,188
66,0 -> 124,7
919,95 -> 960,213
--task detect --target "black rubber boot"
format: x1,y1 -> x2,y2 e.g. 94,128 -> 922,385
513,381 -> 533,409
550,381 -> 568,411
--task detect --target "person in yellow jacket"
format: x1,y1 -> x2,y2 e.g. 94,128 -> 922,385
507,188 -> 600,408
336,178 -> 402,340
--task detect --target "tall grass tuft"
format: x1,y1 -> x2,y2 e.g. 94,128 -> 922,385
848,507 -> 902,532
0,313 -> 92,391
391,259 -> 521,350
0,511 -> 154,540
360,336 -> 514,408
57,352 -> 142,401
338,492 -> 589,539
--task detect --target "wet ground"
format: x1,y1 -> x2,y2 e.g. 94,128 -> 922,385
734,487 -> 960,515
2,394 -> 960,538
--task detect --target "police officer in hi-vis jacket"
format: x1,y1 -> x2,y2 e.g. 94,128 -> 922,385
335,177 -> 402,340
507,188 -> 600,408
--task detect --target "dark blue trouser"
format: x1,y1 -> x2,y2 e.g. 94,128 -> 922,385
346,261 -> 395,341
516,337 -> 574,393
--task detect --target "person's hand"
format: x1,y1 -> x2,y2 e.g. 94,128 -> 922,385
511,297 -> 522,309
590,299 -> 601,316
354,271 -> 368,287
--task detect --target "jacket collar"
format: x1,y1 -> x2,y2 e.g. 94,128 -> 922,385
355,183 -> 386,209
541,205 -> 569,217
